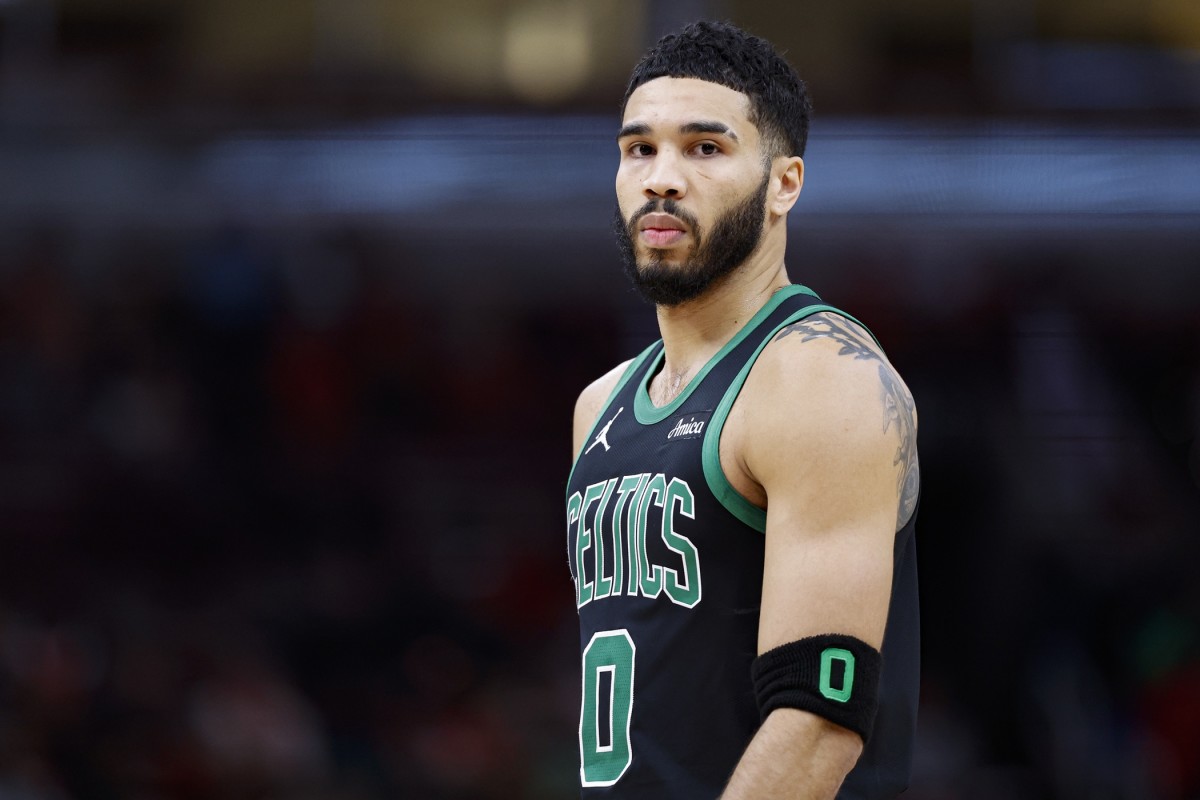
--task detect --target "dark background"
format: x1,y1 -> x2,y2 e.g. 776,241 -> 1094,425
1,1 -> 1198,798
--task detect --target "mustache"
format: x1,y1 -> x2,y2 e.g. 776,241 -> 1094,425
627,198 -> 701,235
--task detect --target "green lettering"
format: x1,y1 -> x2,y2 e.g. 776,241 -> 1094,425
637,474 -> 665,598
610,474 -> 644,598
625,474 -> 647,595
591,479 -> 617,601
661,478 -> 701,608
575,481 -> 606,608
567,491 -> 583,602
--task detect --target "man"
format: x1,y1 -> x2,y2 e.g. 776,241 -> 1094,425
565,21 -> 920,800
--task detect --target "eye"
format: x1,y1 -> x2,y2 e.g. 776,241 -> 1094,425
627,143 -> 655,157
691,141 -> 721,156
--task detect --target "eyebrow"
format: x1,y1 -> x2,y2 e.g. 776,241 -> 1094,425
616,120 -> 740,142
680,121 -> 739,141
616,122 -> 651,140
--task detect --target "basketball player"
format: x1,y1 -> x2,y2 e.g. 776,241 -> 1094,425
565,21 -> 920,799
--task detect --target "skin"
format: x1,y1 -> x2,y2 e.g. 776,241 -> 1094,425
572,77 -> 919,799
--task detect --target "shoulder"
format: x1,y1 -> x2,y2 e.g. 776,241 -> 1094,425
572,359 -> 635,454
738,311 -> 920,528
748,311 -> 915,424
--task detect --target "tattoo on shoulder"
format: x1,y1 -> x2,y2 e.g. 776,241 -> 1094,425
773,312 -> 878,362
774,313 -> 920,530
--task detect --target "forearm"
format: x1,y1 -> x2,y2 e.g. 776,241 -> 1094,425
720,709 -> 863,800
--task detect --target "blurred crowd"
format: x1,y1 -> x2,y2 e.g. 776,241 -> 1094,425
0,224 -> 616,799
0,223 -> 1197,800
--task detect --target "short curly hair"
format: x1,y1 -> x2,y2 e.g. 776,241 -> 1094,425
621,20 -> 812,160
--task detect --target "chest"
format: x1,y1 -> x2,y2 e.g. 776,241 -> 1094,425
567,387 -> 754,614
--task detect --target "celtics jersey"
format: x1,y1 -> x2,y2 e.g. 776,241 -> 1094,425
565,285 -> 920,799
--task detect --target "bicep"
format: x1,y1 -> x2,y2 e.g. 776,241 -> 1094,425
759,501 -> 894,653
747,355 -> 902,654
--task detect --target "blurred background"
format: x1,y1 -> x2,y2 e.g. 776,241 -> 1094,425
1,0 -> 1198,798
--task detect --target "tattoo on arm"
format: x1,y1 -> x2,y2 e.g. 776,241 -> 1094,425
879,363 -> 920,529
773,314 -> 920,530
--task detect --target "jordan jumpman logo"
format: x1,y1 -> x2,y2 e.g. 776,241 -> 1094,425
586,407 -> 624,454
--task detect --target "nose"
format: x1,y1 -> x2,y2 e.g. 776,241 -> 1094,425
643,149 -> 686,200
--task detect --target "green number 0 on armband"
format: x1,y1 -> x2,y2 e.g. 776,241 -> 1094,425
820,647 -> 856,702
579,629 -> 636,787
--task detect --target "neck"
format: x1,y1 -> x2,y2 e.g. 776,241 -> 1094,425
649,237 -> 791,406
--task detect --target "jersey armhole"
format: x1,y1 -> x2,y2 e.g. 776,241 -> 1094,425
567,341 -> 662,487
701,304 -> 876,533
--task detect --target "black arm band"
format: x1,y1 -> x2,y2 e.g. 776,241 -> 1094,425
751,634 -> 883,742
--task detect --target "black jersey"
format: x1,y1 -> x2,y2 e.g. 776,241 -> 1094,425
565,285 -> 919,799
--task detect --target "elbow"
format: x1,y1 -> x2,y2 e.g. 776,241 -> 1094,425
808,713 -> 865,776
763,708 -> 866,781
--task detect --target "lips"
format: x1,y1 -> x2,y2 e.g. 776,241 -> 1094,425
638,213 -> 686,233
638,213 -> 688,248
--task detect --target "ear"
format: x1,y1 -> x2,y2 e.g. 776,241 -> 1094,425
768,156 -> 804,217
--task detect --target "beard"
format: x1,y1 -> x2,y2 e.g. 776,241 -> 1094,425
613,170 -> 770,306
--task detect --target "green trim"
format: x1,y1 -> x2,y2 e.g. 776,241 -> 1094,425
566,343 -> 660,493
632,285 -> 820,424
701,303 -> 876,532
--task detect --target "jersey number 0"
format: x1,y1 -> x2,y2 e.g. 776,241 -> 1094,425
579,629 -> 636,786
